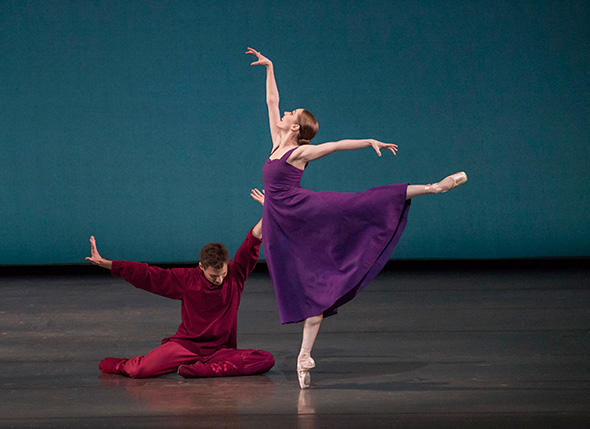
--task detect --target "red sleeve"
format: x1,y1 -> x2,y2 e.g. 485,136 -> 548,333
111,261 -> 184,300
230,229 -> 262,290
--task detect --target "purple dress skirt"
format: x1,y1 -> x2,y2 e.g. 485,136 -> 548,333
262,148 -> 411,324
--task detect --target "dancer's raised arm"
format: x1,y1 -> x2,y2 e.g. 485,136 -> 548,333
246,47 -> 281,149
290,139 -> 398,166
250,188 -> 264,239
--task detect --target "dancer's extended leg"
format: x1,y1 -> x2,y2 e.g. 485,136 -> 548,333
297,313 -> 323,389
406,171 -> 468,199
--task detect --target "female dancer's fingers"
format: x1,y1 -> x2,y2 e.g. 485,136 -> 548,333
246,47 -> 260,57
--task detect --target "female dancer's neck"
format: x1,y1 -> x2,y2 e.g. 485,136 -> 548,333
279,132 -> 299,148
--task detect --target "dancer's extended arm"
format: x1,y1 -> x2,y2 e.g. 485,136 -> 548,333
251,218 -> 262,239
230,190 -> 264,285
85,235 -> 183,299
248,189 -> 264,239
231,217 -> 263,286
246,47 -> 281,149
291,139 -> 398,164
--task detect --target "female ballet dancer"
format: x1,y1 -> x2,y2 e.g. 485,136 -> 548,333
246,47 -> 467,389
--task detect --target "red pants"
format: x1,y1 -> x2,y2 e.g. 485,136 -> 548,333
100,341 -> 274,379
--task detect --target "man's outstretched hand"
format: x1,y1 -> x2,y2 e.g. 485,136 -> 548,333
85,236 -> 113,270
250,188 -> 265,206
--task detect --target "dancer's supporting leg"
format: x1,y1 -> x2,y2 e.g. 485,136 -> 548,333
406,171 -> 468,199
177,348 -> 274,378
297,313 -> 323,389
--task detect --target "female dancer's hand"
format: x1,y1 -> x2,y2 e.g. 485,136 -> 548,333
85,236 -> 112,269
246,47 -> 272,67
369,139 -> 398,157
250,188 -> 265,206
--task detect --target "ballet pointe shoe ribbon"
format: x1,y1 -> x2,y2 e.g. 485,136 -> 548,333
426,171 -> 468,194
297,355 -> 315,389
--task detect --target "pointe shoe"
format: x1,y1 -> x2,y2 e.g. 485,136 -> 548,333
427,171 -> 468,193
449,171 -> 468,188
297,355 -> 315,389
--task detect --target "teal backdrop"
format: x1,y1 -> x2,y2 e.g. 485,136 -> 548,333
1,0 -> 589,264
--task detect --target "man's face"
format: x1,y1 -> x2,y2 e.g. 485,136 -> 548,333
199,263 -> 228,286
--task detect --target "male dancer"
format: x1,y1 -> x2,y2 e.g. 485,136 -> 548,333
85,218 -> 274,378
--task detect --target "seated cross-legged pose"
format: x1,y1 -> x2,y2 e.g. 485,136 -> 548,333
85,217 -> 274,379
246,47 -> 467,389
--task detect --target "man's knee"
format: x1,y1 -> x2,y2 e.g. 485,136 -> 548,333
179,349 -> 274,378
243,349 -> 274,374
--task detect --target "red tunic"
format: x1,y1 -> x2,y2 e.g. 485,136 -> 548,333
111,229 -> 262,356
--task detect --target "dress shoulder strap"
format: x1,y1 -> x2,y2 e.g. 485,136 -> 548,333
280,147 -> 298,161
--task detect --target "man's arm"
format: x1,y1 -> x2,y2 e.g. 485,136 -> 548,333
231,226 -> 262,288
85,236 -> 183,300
231,192 -> 264,288
249,189 -> 264,240
251,218 -> 262,240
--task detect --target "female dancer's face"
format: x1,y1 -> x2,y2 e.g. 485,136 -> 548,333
277,108 -> 303,131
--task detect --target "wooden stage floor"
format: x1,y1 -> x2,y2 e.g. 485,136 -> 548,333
1,263 -> 589,428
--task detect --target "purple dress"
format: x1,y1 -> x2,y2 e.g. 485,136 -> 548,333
262,147 -> 411,324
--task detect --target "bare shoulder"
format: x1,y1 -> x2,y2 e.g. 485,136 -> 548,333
285,146 -> 310,169
293,143 -> 327,160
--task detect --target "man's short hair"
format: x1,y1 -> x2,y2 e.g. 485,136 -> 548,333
200,243 -> 229,269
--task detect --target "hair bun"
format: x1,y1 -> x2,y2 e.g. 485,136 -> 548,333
298,138 -> 311,145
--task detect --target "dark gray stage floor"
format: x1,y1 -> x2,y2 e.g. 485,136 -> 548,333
1,264 -> 589,428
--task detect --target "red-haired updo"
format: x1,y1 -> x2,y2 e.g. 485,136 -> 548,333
297,109 -> 319,145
